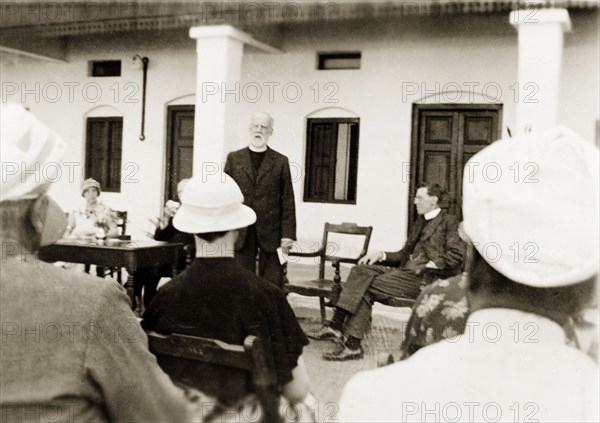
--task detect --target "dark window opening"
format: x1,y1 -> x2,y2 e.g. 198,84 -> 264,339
318,52 -> 361,70
89,60 -> 121,77
304,118 -> 359,204
85,117 -> 123,192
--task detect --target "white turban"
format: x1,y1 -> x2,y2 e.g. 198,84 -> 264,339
463,126 -> 599,288
0,104 -> 66,202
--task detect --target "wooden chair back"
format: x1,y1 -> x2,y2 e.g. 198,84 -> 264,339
316,222 -> 373,279
283,222 -> 373,324
146,331 -> 280,423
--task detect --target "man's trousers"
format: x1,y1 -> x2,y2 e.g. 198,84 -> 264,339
336,264 -> 422,339
237,224 -> 283,288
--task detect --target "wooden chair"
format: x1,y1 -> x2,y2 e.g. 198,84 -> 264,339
283,223 -> 462,316
282,222 -> 373,326
184,243 -> 196,268
114,210 -> 129,240
146,331 -> 280,423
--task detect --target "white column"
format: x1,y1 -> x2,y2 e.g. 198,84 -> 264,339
189,25 -> 246,176
510,8 -> 571,134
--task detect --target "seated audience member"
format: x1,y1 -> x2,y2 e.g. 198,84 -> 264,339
0,104 -> 194,423
400,224 -> 597,360
141,174 -> 312,412
399,222 -> 472,359
65,178 -> 118,239
62,178 -> 118,276
316,183 -> 465,361
134,178 -> 194,308
399,273 -> 470,360
338,127 -> 599,422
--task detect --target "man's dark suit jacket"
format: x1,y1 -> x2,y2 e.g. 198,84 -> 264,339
225,147 -> 296,253
382,210 -> 464,274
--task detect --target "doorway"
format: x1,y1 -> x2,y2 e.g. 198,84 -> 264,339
165,105 -> 195,202
408,104 -> 503,223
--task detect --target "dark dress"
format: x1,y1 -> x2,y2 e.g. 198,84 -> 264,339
134,219 -> 195,307
141,257 -> 308,405
399,273 -> 470,359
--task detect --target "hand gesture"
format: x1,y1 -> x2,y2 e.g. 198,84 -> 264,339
280,238 -> 294,254
163,200 -> 180,219
358,251 -> 384,265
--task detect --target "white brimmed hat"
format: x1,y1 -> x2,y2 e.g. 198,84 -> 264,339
463,126 -> 599,288
1,104 -> 66,202
173,174 -> 256,234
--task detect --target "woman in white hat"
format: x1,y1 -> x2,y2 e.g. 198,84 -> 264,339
142,173 -> 315,421
65,178 -> 118,239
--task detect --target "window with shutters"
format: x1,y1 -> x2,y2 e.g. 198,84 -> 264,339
85,117 -> 123,192
304,118 -> 359,204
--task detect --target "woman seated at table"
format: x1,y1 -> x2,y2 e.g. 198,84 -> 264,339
65,178 -> 118,239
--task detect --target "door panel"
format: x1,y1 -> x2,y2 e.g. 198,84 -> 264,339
423,152 -> 452,192
166,106 -> 195,202
417,111 -> 459,216
409,105 -> 502,223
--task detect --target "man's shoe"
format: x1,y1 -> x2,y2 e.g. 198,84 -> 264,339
322,343 -> 364,361
309,326 -> 343,341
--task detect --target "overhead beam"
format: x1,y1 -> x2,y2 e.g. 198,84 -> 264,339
0,45 -> 67,63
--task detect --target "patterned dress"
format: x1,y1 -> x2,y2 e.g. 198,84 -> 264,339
69,201 -> 117,238
400,273 -> 594,360
400,273 -> 469,359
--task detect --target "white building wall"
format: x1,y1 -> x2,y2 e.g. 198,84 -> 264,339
238,14 -> 521,250
1,11 -> 597,250
1,30 -> 197,238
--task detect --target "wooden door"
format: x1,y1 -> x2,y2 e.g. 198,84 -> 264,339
409,104 -> 502,223
165,106 -> 195,202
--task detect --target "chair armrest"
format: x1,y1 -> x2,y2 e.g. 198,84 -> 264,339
287,250 -> 322,258
330,257 -> 360,266
282,249 -> 324,287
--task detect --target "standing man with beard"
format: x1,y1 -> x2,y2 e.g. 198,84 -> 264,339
225,112 -> 296,287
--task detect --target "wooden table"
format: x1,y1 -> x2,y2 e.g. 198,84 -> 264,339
38,239 -> 181,311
